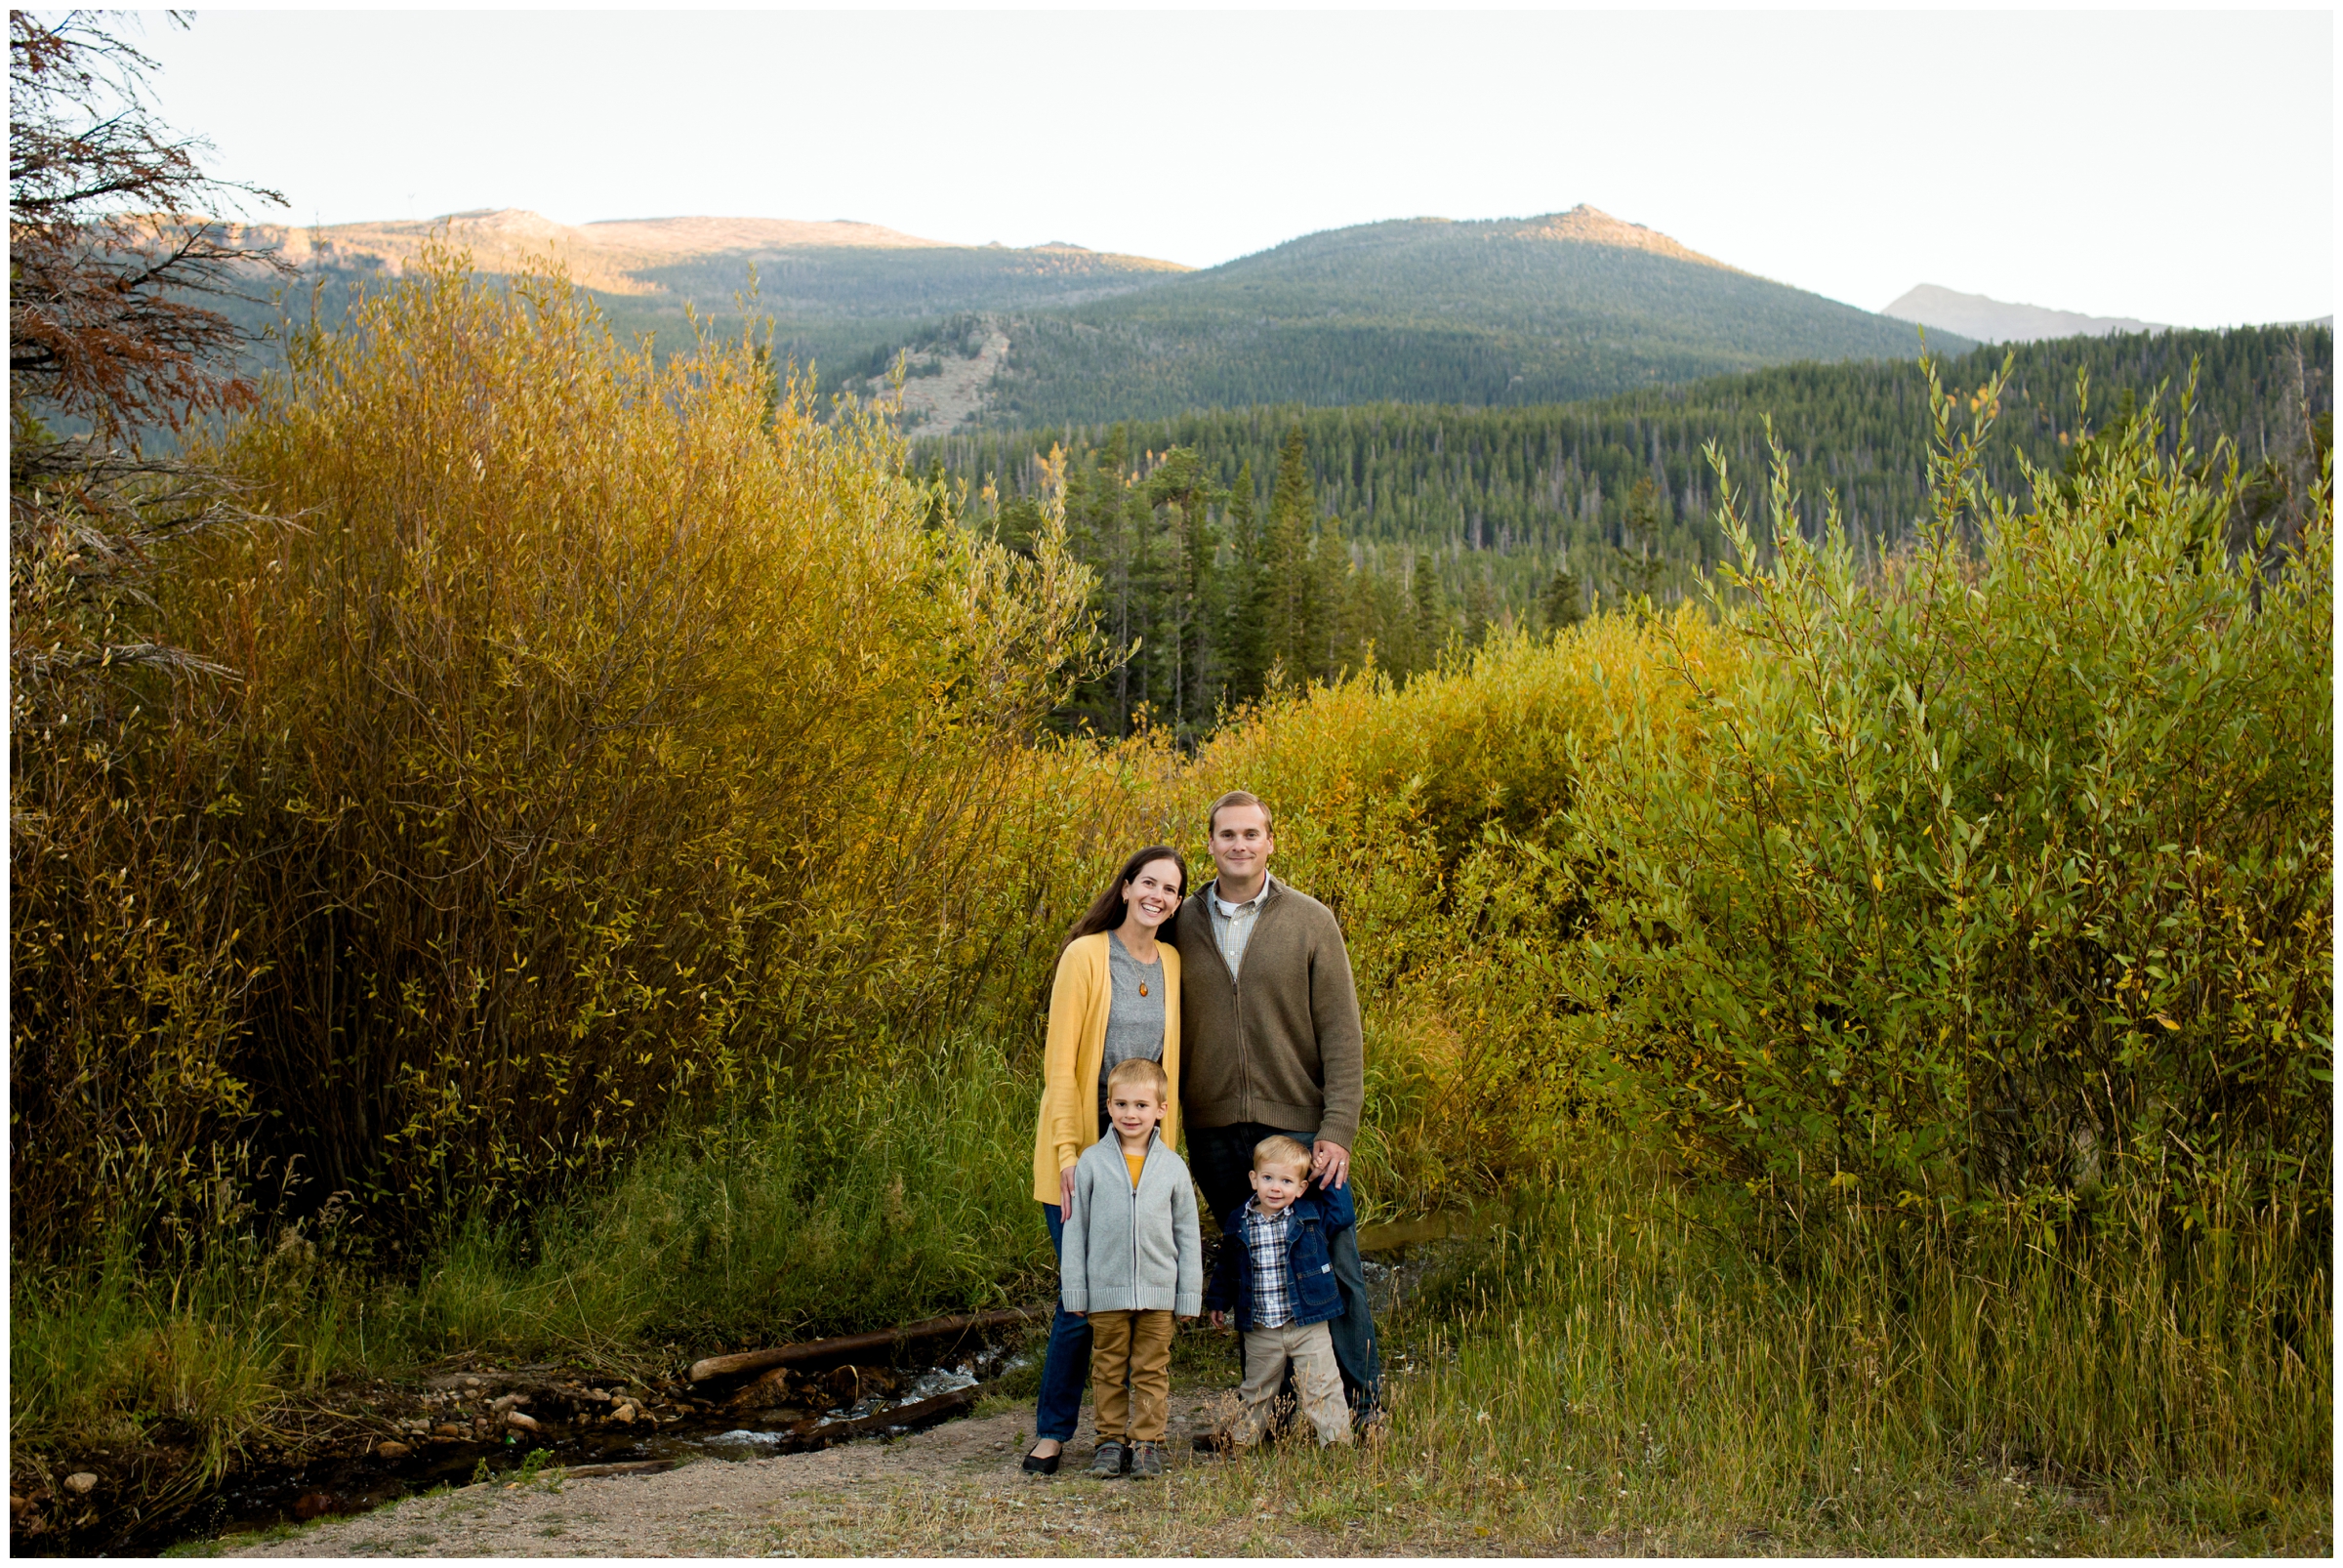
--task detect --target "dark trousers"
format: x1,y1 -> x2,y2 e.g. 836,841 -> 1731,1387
1032,1202 -> 1090,1442
1187,1121 -> 1381,1415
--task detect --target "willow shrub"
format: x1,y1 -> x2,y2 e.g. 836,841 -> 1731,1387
1544,364 -> 2331,1215
11,251 -> 1104,1257
1105,611 -> 1719,1211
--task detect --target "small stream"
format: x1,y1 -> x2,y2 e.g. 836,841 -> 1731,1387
31,1242 -> 1440,1554
42,1337 -> 1025,1557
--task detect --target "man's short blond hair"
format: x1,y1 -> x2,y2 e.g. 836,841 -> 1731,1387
1252,1134 -> 1313,1177
1208,790 -> 1273,837
1106,1056 -> 1169,1101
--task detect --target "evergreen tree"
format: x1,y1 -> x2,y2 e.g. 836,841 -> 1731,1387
1463,570 -> 1495,648
1127,474 -> 1166,728
1142,444 -> 1225,737
1055,425 -> 1137,734
1620,476 -> 1668,607
933,323 -> 2328,643
1222,461 -> 1269,704
1412,547 -> 1446,660
1265,425 -> 1316,687
1541,564 -> 1584,634
1345,550 -> 1388,674
1308,512 -> 1352,681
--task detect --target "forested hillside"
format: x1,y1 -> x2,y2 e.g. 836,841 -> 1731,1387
612,239 -> 1184,380
209,207 -> 1969,433
206,210 -> 1188,391
919,323 -> 2331,742
876,207 -> 1967,426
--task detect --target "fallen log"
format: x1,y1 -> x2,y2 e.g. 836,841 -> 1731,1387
791,1386 -> 977,1448
560,1459 -> 689,1479
688,1306 -> 1036,1384
1356,1203 -> 1509,1256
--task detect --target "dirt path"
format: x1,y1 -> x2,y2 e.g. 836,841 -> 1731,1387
208,1256 -> 1476,1556
220,1381 -> 1439,1558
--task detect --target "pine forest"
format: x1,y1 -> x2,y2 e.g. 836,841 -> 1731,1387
918,323 -> 2331,741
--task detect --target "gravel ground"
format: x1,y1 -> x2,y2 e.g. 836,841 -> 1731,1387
208,1251 -> 1454,1556
219,1384 -> 1292,1557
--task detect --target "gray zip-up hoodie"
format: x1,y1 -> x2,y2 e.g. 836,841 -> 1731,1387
1058,1128 -> 1204,1317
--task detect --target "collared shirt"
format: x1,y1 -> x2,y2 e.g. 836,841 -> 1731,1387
1209,875 -> 1273,979
1240,1197 -> 1298,1328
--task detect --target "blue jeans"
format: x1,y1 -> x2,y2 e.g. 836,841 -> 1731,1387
1032,1202 -> 1091,1443
1187,1121 -> 1381,1415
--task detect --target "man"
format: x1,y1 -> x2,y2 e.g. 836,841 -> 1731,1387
1172,789 -> 1380,1425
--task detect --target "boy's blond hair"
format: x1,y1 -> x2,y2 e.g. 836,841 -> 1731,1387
1106,1055 -> 1169,1100
1252,1134 -> 1313,1177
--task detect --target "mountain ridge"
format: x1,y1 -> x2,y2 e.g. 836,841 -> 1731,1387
952,207 -> 1955,428
1882,283 -> 2166,344
202,204 -> 1967,430
215,207 -> 1189,297
1506,204 -> 1743,271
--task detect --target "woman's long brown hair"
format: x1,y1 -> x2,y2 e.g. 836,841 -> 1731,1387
1062,846 -> 1187,952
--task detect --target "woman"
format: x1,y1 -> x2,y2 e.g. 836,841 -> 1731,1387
1022,845 -> 1187,1474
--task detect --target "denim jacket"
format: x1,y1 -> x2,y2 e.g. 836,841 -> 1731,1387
1204,1179 -> 1353,1331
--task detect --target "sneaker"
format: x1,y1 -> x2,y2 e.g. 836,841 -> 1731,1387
1129,1441 -> 1166,1479
1089,1439 -> 1127,1478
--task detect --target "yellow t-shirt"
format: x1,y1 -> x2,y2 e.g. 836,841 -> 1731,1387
1125,1152 -> 1146,1188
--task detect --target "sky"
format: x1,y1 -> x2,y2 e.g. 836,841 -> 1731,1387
132,7 -> 2333,329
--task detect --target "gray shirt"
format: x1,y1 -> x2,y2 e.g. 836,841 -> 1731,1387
1098,931 -> 1165,1123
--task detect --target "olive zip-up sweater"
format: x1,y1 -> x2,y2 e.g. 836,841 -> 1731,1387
1169,876 -> 1366,1150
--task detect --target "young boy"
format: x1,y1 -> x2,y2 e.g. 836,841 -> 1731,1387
1204,1135 -> 1355,1449
1058,1056 -> 1203,1479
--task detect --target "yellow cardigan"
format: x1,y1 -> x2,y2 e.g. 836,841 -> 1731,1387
1030,931 -> 1182,1205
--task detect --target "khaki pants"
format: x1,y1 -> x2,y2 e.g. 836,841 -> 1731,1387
1088,1309 -> 1175,1443
1232,1320 -> 1352,1447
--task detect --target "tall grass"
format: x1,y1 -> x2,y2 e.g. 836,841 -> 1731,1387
1192,1149 -> 2328,1552
12,1187 -> 390,1506
405,1033 -> 1046,1359
10,1033 -> 1048,1498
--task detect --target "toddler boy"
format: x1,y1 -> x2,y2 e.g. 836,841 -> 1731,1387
1205,1134 -> 1355,1448
1058,1056 -> 1203,1479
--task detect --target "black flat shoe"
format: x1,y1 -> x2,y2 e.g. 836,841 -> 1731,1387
1021,1446 -> 1061,1474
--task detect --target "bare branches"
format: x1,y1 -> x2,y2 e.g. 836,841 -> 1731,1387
9,425 -> 282,699
10,13 -> 298,702
10,11 -> 290,439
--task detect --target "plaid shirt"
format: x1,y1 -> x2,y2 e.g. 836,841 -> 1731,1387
1209,877 -> 1273,978
1240,1199 -> 1298,1328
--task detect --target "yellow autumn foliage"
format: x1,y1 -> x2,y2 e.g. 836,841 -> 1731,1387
13,251 -> 1107,1242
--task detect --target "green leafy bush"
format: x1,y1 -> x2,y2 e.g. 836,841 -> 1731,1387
1546,364 -> 2330,1211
